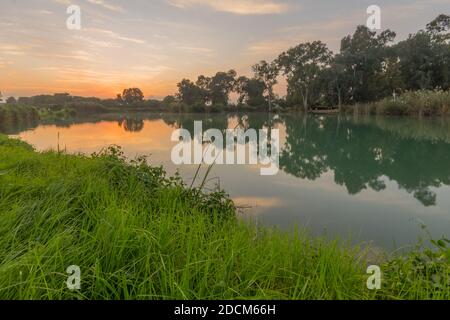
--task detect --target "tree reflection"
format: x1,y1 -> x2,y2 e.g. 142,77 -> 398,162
279,115 -> 450,207
118,117 -> 145,132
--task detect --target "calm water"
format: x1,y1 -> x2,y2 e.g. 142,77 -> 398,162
3,112 -> 450,249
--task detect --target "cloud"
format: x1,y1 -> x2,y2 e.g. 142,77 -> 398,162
37,10 -> 54,15
32,50 -> 96,62
72,35 -> 122,48
176,46 -> 215,54
0,45 -> 27,56
88,28 -> 147,44
244,13 -> 364,58
168,0 -> 289,15
85,0 -> 124,12
0,58 -> 13,68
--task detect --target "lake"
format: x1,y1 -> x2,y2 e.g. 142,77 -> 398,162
3,112 -> 450,250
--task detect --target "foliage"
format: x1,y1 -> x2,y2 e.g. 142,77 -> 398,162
277,41 -> 333,112
7,14 -> 450,115
252,60 -> 279,111
379,226 -> 450,299
119,88 -> 145,105
0,136 -> 448,300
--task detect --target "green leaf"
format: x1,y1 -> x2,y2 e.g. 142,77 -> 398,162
437,239 -> 448,249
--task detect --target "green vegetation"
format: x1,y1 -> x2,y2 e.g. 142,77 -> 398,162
0,135 -> 448,300
5,14 -> 449,116
344,90 -> 450,116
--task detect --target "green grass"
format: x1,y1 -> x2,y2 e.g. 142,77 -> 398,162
344,90 -> 450,116
0,135 -> 448,300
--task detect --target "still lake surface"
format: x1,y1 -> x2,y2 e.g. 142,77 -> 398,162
3,112 -> 450,249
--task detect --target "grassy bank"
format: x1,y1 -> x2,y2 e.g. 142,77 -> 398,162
0,135 -> 448,300
344,90 -> 450,116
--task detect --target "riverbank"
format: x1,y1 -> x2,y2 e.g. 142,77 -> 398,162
0,135 -> 448,300
6,89 -> 450,118
343,90 -> 450,117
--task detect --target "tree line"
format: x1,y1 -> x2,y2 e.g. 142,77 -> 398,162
171,14 -> 450,112
5,14 -> 449,114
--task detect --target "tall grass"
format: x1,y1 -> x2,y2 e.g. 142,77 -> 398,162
345,90 -> 450,116
0,135 -> 448,300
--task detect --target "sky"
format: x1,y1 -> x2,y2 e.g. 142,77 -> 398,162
0,0 -> 449,99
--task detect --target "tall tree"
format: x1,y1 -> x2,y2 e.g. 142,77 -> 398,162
234,76 -> 266,107
277,41 -> 333,112
252,61 -> 279,112
339,26 -> 396,102
206,70 -> 237,106
396,15 -> 450,91
426,14 -> 450,43
121,88 -> 144,105
177,79 -> 207,106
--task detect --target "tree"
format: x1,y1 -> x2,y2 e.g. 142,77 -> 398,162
6,97 -> 17,104
323,56 -> 349,110
121,88 -> 144,105
176,70 -> 236,107
234,76 -> 266,107
277,41 -> 333,112
339,26 -> 396,102
207,70 -> 237,106
426,14 -> 450,43
395,15 -> 450,91
252,61 -> 279,112
162,95 -> 176,106
177,79 -> 207,106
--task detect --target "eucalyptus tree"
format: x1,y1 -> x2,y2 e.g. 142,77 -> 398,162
177,79 -> 208,106
396,15 -> 450,91
277,41 -> 333,112
234,76 -> 266,107
426,14 -> 450,43
207,70 -> 237,106
324,54 -> 352,109
252,60 -> 279,112
339,26 -> 396,102
120,88 -> 145,105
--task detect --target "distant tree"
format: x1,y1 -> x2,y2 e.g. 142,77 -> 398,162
252,61 -> 279,111
338,26 -> 396,102
18,97 -> 32,105
53,93 -> 72,104
277,41 -> 333,112
177,79 -> 207,106
323,55 -> 351,109
426,14 -> 450,43
6,97 -> 17,104
121,88 -> 144,105
396,15 -> 450,91
235,76 -> 266,107
207,70 -> 237,106
162,95 -> 176,105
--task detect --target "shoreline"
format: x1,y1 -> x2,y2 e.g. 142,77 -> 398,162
0,135 -> 448,300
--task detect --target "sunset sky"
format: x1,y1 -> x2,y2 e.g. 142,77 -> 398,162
1,0 -> 448,99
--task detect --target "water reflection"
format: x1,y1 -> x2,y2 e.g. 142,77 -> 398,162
0,111 -> 39,134
278,116 -> 450,207
118,117 -> 145,132
3,112 -> 450,208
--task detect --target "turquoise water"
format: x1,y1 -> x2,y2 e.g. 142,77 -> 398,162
5,112 -> 450,249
